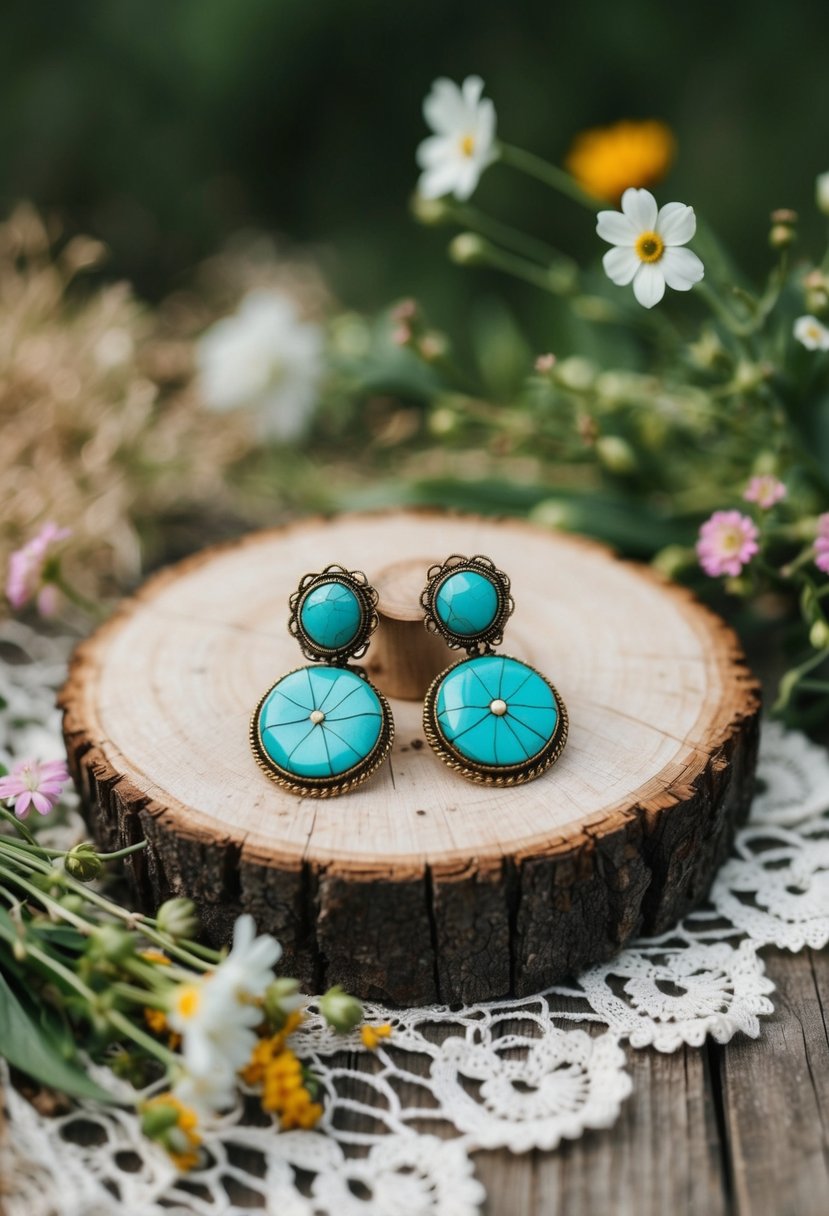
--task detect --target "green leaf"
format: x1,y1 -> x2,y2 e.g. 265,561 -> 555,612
0,965 -> 118,1103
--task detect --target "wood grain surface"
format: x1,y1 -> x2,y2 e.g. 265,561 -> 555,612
60,512 -> 761,1004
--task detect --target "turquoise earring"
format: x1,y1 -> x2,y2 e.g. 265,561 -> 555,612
421,555 -> 568,786
250,566 -> 394,796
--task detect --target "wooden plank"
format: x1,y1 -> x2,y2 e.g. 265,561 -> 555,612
474,1039 -> 727,1216
719,948 -> 829,1216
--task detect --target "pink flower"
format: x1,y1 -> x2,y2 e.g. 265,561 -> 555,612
6,522 -> 71,615
535,353 -> 556,373
0,757 -> 70,819
816,513 -> 829,575
696,510 -> 759,578
743,475 -> 786,510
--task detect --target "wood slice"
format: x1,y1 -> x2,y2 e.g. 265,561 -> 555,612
59,511 -> 761,1006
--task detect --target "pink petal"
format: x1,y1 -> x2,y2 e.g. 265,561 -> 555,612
30,791 -> 55,815
14,792 -> 32,817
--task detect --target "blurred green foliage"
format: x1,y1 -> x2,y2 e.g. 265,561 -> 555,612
3,0 -> 829,331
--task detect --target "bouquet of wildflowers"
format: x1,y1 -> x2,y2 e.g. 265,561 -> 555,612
0,754 -> 384,1170
373,76 -> 829,723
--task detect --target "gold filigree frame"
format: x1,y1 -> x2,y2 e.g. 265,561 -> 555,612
420,554 -> 514,654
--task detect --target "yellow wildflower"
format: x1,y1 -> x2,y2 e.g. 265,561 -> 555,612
240,1023 -> 322,1130
143,1005 -> 182,1049
565,119 -> 675,203
140,1093 -> 201,1171
143,1007 -> 168,1035
140,948 -> 172,965
360,1022 -> 393,1051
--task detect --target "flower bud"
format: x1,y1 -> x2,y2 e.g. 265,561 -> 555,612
554,356 -> 596,392
448,233 -> 488,266
156,897 -> 199,941
769,224 -> 794,250
528,499 -> 577,530
418,331 -> 449,362
596,435 -> 636,474
318,984 -> 363,1032
60,893 -> 86,915
86,924 -> 134,964
410,194 -> 453,226
534,353 -> 556,374
652,545 -> 693,579
816,172 -> 829,216
428,406 -> 458,437
65,841 -> 103,882
264,977 -> 304,1030
809,619 -> 829,650
140,1097 -> 182,1138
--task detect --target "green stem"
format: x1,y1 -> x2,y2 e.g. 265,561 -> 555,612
0,805 -> 39,847
452,201 -> 572,268
98,841 -> 149,862
498,142 -> 599,211
0,861 -> 93,933
797,678 -> 829,692
111,981 -> 169,1009
469,240 -> 570,294
51,572 -> 102,618
107,1007 -> 179,1069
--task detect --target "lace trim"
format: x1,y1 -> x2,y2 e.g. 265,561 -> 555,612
2,623 -> 827,1215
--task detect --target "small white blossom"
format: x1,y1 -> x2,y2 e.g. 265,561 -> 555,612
597,188 -> 704,309
416,76 -> 497,201
196,290 -> 324,443
168,914 -> 283,1082
816,172 -> 829,216
794,314 -> 829,351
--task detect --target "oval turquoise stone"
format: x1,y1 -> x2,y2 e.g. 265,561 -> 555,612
435,570 -> 499,637
435,655 -> 557,768
258,667 -> 383,778
300,580 -> 362,650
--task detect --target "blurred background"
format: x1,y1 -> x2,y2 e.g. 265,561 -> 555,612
4,0 -> 828,324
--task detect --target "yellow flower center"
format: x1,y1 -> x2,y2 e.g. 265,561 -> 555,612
719,528 -> 743,555
635,231 -> 664,263
459,134 -> 475,158
174,985 -> 201,1020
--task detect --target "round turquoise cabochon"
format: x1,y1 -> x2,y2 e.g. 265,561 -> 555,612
300,580 -> 362,651
257,666 -> 383,779
434,654 -> 558,768
435,569 -> 499,637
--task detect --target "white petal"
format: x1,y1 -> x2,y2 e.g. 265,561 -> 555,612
423,78 -> 466,135
656,202 -> 696,245
632,264 -> 666,308
621,188 -> 658,232
603,246 -> 640,285
474,98 -> 497,152
596,209 -> 638,246
417,159 -> 464,200
416,134 -> 451,169
660,246 -> 705,290
232,913 -> 256,951
452,160 -> 484,200
461,75 -> 485,108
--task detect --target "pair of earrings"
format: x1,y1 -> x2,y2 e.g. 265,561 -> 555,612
250,555 -> 568,797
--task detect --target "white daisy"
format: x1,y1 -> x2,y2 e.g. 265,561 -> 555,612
793,314 -> 829,351
168,915 -> 283,1076
597,187 -> 704,308
196,289 -> 324,443
416,76 -> 497,201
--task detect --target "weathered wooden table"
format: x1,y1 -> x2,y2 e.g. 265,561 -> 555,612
318,947 -> 827,1216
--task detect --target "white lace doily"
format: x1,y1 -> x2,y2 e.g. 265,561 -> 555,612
2,622 -> 828,1216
